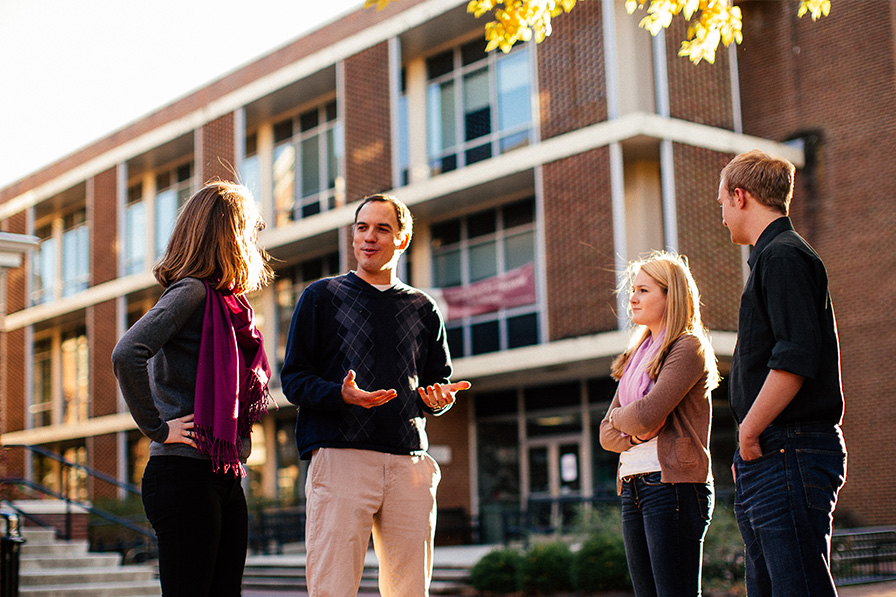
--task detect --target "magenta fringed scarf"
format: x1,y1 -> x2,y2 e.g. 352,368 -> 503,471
194,279 -> 272,477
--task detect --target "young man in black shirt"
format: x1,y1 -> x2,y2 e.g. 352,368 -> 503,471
718,150 -> 846,596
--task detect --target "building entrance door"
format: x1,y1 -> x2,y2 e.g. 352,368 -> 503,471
526,436 -> 582,532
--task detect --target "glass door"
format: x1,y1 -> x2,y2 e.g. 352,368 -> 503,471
527,437 -> 582,532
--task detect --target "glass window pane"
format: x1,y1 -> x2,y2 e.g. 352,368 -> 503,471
497,49 -> 532,132
274,119 -> 293,143
426,50 -> 454,80
428,81 -> 456,156
397,94 -> 409,181
507,312 -> 538,348
325,100 -> 338,122
500,130 -> 530,153
326,127 -> 339,190
469,241 -> 497,283
273,143 -> 296,225
529,446 -> 549,494
471,319 -> 500,355
461,39 -> 488,66
300,109 -> 319,132
504,231 -> 534,272
435,249 -> 462,287
125,202 -> 145,275
468,210 -> 496,238
32,339 -> 53,427
463,68 -> 491,142
465,144 -> 492,165
155,189 -> 177,256
503,197 -> 535,228
447,326 -> 464,358
477,420 -> 520,501
432,220 -> 461,247
300,136 -> 321,198
241,153 -> 261,205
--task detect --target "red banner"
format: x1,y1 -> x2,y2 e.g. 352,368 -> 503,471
437,262 -> 536,321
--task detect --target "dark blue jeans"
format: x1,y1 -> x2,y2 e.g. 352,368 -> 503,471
142,455 -> 248,596
620,472 -> 714,597
733,423 -> 847,597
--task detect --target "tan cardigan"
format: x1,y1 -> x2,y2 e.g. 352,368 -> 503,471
599,334 -> 713,495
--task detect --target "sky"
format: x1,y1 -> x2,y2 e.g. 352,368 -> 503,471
0,0 -> 364,189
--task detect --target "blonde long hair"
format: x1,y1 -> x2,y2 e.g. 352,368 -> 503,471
153,180 -> 273,294
610,251 -> 719,389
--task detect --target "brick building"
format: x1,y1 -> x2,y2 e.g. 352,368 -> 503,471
1,0 -> 892,539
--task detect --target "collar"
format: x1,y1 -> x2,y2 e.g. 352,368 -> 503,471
748,216 -> 793,270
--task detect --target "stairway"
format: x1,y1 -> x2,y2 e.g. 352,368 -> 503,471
242,548 -> 477,595
17,527 -> 161,597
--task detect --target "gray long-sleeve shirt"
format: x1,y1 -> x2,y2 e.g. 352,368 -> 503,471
111,277 -> 250,460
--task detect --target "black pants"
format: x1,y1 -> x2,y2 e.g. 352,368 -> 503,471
142,455 -> 248,596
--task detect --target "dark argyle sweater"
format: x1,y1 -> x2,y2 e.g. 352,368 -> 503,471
280,272 -> 453,460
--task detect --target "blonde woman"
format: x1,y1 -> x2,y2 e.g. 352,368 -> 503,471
599,252 -> 719,597
112,180 -> 273,596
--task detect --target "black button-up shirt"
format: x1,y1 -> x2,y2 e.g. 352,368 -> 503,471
729,217 -> 844,425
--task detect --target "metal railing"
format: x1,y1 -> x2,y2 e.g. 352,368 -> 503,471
832,527 -> 896,585
0,444 -> 156,563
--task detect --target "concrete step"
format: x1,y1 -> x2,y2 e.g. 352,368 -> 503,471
242,562 -> 470,594
20,565 -> 157,586
21,551 -> 123,569
19,580 -> 161,597
21,538 -> 90,556
20,528 -> 59,544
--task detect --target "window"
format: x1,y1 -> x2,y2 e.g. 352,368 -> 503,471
426,40 -> 533,175
431,197 -> 539,357
123,184 -> 146,276
242,133 -> 262,207
155,162 -> 194,258
61,211 -> 89,296
272,100 -> 343,225
30,207 -> 89,305
31,338 -> 53,427
397,70 -> 410,186
275,252 -> 341,372
61,330 -> 89,424
31,226 -> 55,305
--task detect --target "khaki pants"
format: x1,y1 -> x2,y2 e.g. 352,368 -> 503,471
304,447 -> 441,596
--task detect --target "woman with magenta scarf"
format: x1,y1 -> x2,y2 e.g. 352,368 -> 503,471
600,252 -> 719,597
113,180 -> 273,596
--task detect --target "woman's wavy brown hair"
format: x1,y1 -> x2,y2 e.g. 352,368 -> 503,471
153,180 -> 273,294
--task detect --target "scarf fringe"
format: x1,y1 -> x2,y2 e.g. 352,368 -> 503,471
193,423 -> 246,478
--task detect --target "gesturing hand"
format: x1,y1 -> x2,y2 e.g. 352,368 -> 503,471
164,413 -> 197,448
417,381 -> 472,411
341,369 -> 398,409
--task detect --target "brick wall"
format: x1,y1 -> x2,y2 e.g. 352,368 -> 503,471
737,2 -> 896,525
201,112 -> 236,183
1,213 -> 28,442
672,144 -> 740,331
426,402 -> 471,518
537,0 -> 607,139
344,42 -> 393,202
665,17 -> 735,129
542,148 -> 618,340
90,168 -> 118,286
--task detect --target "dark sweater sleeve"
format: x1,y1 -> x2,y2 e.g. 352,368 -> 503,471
280,284 -> 345,411
419,302 -> 454,416
111,279 -> 206,443
610,335 -> 706,437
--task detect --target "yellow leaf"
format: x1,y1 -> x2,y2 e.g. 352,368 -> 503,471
798,0 -> 830,21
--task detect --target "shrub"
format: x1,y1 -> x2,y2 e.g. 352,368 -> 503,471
571,531 -> 631,592
470,547 -> 523,593
519,540 -> 573,594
